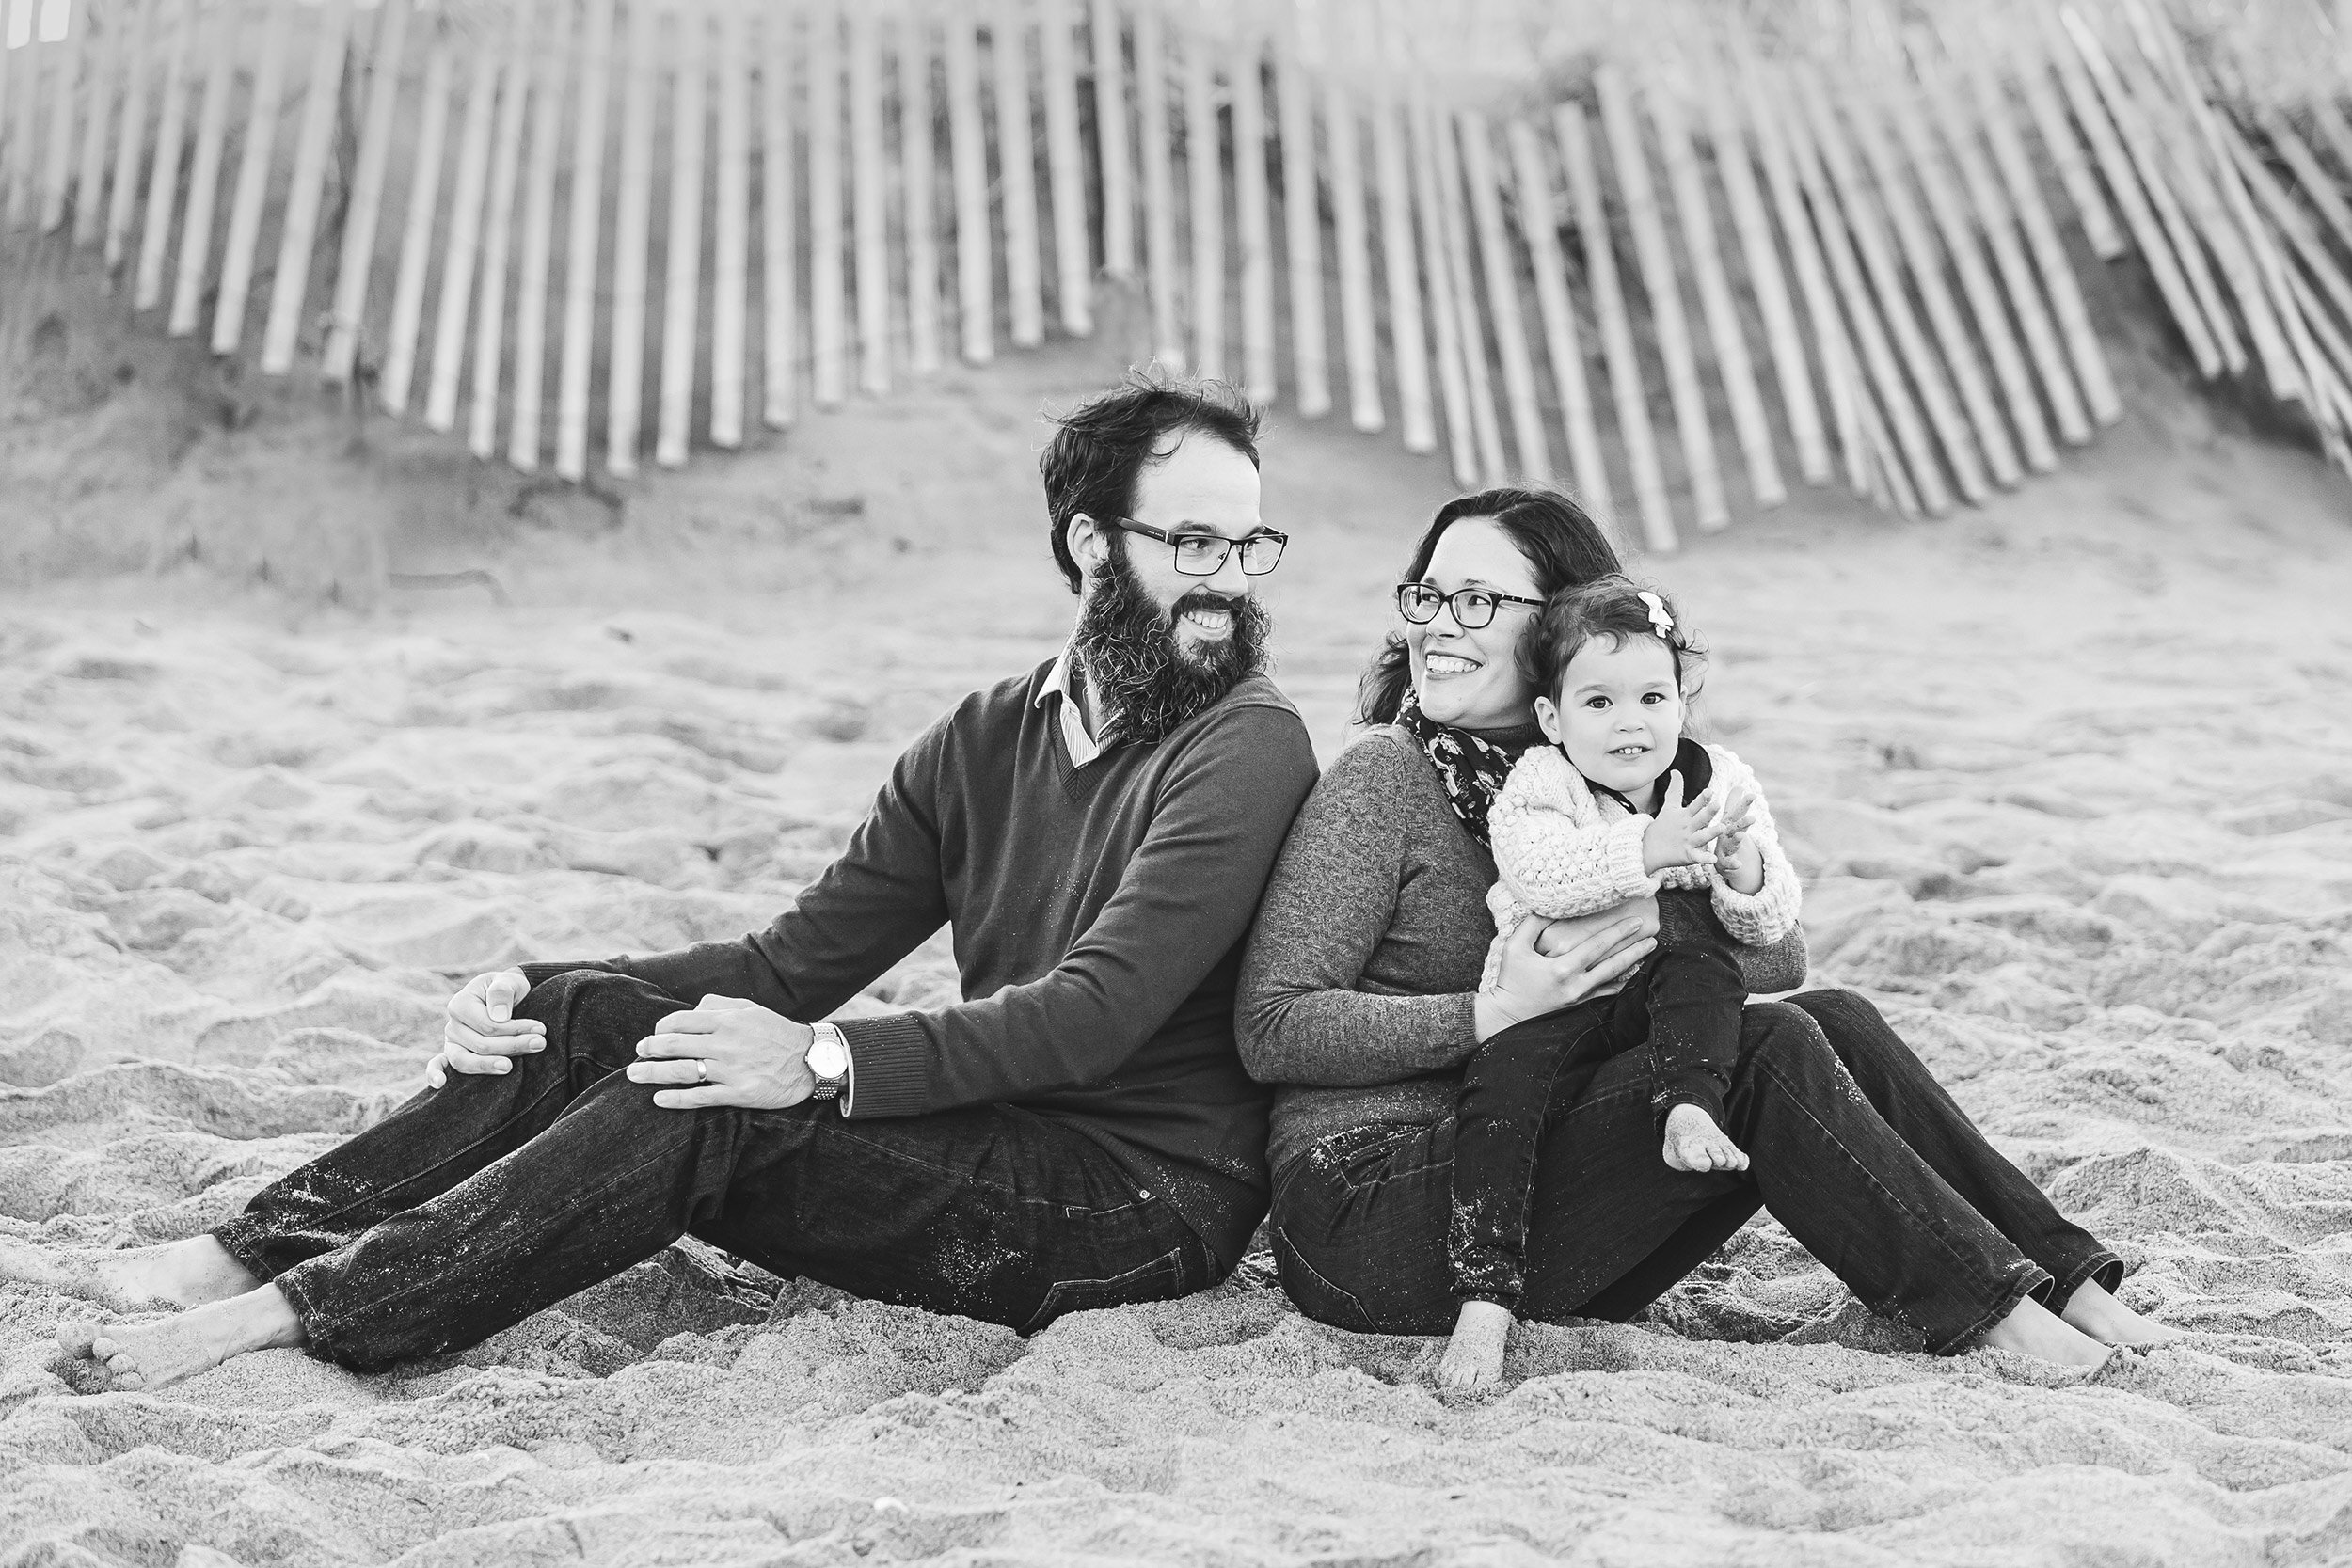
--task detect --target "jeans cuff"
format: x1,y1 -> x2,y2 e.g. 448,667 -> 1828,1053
2045,1250 -> 2128,1313
1932,1260 -> 2056,1355
267,1262 -> 350,1367
209,1218 -> 278,1285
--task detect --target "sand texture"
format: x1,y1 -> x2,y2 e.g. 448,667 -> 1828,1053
4,357 -> 2352,1565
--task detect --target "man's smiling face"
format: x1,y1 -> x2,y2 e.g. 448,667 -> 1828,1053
1085,433 -> 1267,661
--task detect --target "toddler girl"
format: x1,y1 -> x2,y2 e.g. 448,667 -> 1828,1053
1438,576 -> 1802,1388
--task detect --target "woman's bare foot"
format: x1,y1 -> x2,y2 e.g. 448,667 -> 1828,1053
56,1285 -> 306,1394
1437,1299 -> 1513,1390
1979,1294 -> 2115,1370
0,1236 -> 262,1311
2060,1278 -> 2186,1347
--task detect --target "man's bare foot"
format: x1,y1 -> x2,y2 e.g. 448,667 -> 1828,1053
0,1236 -> 262,1312
1437,1299 -> 1513,1390
1979,1294 -> 2115,1370
56,1285 -> 306,1394
2061,1278 -> 2186,1347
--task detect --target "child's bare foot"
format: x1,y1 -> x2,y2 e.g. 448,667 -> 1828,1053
1661,1105 -> 1750,1175
1437,1299 -> 1513,1390
0,1236 -> 262,1311
1979,1294 -> 2114,1369
2060,1279 -> 2186,1347
56,1286 -> 306,1394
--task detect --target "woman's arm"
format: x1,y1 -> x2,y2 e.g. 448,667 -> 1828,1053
1236,738 -> 1483,1088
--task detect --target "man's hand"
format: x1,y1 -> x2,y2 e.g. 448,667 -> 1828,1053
1661,1104 -> 1750,1174
626,994 -> 818,1111
426,969 -> 543,1087
1641,772 -> 1725,874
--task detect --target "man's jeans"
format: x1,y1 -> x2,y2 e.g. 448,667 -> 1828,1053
214,971 -> 1212,1371
1451,889 -> 1747,1310
1277,989 -> 2122,1354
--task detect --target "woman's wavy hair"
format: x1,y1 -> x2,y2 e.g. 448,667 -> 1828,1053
1355,487 -> 1624,726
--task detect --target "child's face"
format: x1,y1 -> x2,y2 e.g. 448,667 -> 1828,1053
1535,634 -> 1684,800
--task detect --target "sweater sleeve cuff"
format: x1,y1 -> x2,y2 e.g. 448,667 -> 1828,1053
835,1013 -> 931,1119
1606,816 -> 1661,902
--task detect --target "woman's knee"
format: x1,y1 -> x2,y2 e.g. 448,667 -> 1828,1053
1739,1000 -> 1839,1078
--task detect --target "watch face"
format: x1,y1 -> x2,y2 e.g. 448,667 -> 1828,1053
808,1033 -> 850,1078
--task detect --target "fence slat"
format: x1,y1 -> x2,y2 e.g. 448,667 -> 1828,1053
656,0 -> 709,467
423,34 -> 501,429
809,3 -> 845,404
132,0 -> 190,309
467,0 -> 537,455
1459,109 -> 1549,483
1652,76 -> 1784,507
7,11 -> 39,229
944,6 -> 991,364
39,0 -> 84,232
2016,39 -> 2124,260
323,0 -> 411,387
556,0 -> 616,475
1406,91 -> 1475,484
760,3 -> 800,427
1038,0 -> 1089,335
1327,80 -> 1381,433
379,31 -> 451,413
1371,91 -> 1431,451
1596,66 -> 1724,530
608,0 -> 660,468
209,0 -> 293,354
992,0 -> 1042,347
1507,117 -> 1607,514
1277,8 -> 1327,417
1133,6 -> 1176,365
849,4 -> 887,395
509,0 -> 571,467
1090,0 -> 1131,277
1558,101 -> 1673,551
72,0 -> 120,246
899,8 -> 942,374
1232,28 -> 1276,402
1182,27 -> 1222,380
260,0 -> 351,375
708,0 -> 751,444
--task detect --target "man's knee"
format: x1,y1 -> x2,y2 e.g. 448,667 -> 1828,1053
512,969 -> 682,1037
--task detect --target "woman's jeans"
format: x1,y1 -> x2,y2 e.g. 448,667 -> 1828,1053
1274,989 -> 2122,1354
213,971 -> 1213,1371
1451,890 -> 1746,1309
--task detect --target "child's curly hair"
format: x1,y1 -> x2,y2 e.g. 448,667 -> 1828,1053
1524,575 -> 1708,705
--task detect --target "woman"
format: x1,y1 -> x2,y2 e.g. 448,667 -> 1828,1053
1236,487 -> 2178,1377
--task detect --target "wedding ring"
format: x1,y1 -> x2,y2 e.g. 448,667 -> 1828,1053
695,1058 -> 710,1083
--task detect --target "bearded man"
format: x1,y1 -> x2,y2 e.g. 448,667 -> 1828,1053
37,377 -> 1318,1390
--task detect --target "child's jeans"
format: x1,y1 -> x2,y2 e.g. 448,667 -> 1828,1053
1451,888 -> 1745,1310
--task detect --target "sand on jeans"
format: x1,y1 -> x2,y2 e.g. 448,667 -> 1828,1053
2,351 -> 2352,1567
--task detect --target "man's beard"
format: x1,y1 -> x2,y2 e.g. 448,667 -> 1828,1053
1071,544 -> 1271,748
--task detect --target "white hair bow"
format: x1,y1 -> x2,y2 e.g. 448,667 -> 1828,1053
1637,591 -> 1675,638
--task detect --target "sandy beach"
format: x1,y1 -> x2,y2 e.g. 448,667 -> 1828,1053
4,331 -> 2352,1564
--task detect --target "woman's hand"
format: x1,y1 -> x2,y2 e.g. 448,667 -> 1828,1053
624,994 -> 818,1111
1476,910 -> 1657,1039
425,969 -> 543,1087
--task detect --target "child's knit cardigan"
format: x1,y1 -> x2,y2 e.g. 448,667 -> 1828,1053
1480,742 -> 1804,994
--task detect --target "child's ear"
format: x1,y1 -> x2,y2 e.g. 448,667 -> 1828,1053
1534,694 -> 1565,745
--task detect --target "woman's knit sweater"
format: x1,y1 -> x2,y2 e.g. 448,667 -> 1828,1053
1235,725 -> 1809,1179
1480,743 -> 1804,992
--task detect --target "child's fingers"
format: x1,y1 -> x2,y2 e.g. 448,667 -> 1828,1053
1662,771 -> 1684,812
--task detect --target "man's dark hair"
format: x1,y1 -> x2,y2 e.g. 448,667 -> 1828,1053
1040,372 -> 1263,593
1525,574 -> 1708,708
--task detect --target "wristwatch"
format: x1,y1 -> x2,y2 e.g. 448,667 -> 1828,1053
804,1022 -> 850,1101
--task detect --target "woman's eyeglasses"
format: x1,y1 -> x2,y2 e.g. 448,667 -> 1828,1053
1104,517 -> 1289,577
1394,582 -> 1545,629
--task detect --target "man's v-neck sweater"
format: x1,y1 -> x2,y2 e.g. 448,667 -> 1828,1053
520,659 -> 1319,1269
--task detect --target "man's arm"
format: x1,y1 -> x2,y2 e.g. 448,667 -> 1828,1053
517,705 -> 958,1019
837,702 -> 1319,1119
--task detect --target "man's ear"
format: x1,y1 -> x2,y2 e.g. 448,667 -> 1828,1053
1068,514 -> 1107,575
1534,694 -> 1565,746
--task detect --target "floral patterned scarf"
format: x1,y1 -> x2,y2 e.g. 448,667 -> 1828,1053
1394,689 -> 1544,851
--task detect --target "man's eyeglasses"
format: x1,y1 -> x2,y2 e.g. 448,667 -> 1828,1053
1103,517 -> 1289,577
1394,582 -> 1546,629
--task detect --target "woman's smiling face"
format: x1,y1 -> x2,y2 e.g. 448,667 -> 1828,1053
1406,517 -> 1545,730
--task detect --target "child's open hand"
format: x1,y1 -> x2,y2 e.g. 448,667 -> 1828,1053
1641,771 -> 1724,874
1661,1104 -> 1751,1173
1710,784 -> 1765,895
